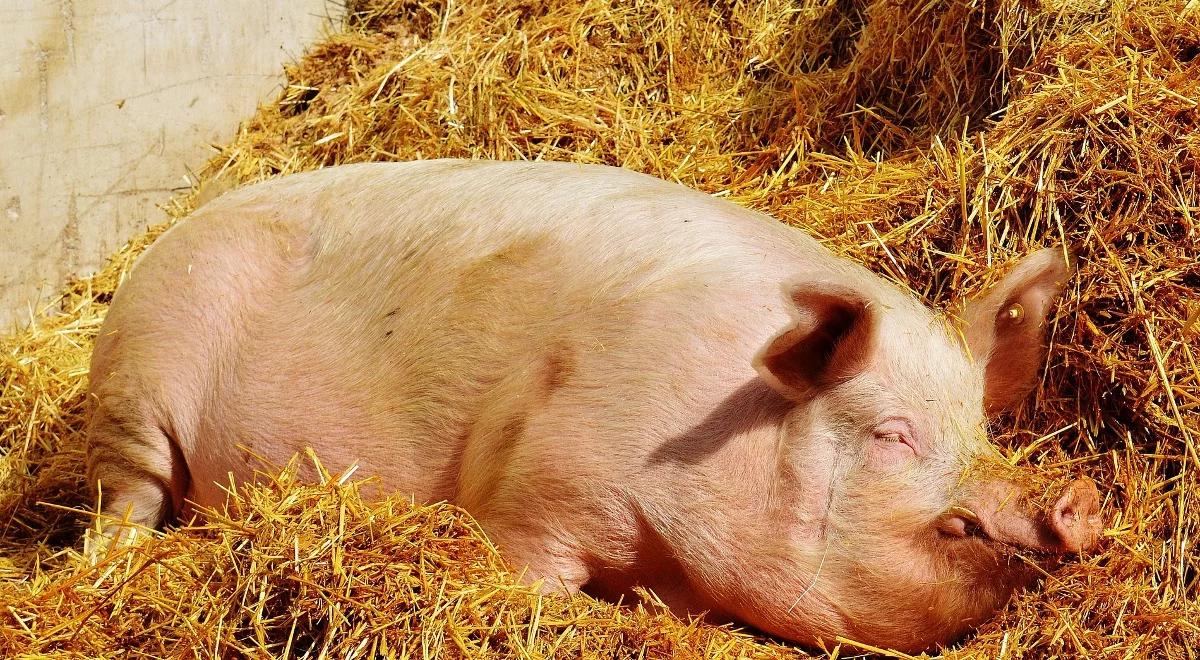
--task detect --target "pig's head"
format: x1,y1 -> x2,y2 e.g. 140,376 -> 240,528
747,248 -> 1102,652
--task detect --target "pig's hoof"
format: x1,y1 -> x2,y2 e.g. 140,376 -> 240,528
81,522 -> 153,565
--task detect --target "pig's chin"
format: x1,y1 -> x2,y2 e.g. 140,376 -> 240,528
820,533 -> 1040,653
911,533 -> 1045,646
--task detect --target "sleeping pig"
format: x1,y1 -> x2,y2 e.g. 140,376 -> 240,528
85,159 -> 1102,652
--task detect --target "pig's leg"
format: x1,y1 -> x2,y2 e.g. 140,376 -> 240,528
84,396 -> 186,556
476,520 -> 593,595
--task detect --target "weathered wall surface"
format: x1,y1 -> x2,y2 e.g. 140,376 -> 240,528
0,1 -> 339,329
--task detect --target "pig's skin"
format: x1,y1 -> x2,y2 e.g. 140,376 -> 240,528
86,160 -> 1099,652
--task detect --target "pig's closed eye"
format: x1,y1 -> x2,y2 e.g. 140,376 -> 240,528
873,419 -> 917,455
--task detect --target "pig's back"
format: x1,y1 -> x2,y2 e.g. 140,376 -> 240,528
114,160 -> 853,507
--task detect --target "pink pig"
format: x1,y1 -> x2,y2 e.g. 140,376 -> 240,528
86,160 -> 1102,652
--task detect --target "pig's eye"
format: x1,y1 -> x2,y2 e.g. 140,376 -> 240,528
873,419 -> 917,455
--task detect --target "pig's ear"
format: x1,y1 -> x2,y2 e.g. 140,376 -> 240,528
753,283 -> 876,399
960,248 -> 1074,414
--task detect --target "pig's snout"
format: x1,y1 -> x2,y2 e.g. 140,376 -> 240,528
937,477 -> 1103,554
1049,477 -> 1102,552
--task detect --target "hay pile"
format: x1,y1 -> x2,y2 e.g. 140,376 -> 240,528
2,0 -> 1198,656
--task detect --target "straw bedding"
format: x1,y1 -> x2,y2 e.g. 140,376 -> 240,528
1,0 -> 1197,656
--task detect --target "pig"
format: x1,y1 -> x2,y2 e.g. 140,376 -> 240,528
85,159 -> 1102,652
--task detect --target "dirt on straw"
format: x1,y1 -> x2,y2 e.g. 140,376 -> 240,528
2,0 -> 1199,657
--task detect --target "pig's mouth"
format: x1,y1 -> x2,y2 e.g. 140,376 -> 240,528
934,504 -> 1089,565
935,505 -> 999,546
938,505 -> 985,537
937,477 -> 1104,559
940,525 -> 1055,563
935,511 -> 1020,561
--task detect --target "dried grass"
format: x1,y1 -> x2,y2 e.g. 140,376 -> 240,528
2,0 -> 1198,656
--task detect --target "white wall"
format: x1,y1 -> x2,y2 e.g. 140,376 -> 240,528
0,0 -> 340,329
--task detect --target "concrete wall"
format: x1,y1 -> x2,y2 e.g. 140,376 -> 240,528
0,1 -> 340,329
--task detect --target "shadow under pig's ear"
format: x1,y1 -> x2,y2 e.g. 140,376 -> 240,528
647,378 -> 791,467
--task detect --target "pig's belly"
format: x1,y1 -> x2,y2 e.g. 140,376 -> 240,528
180,388 -> 461,514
